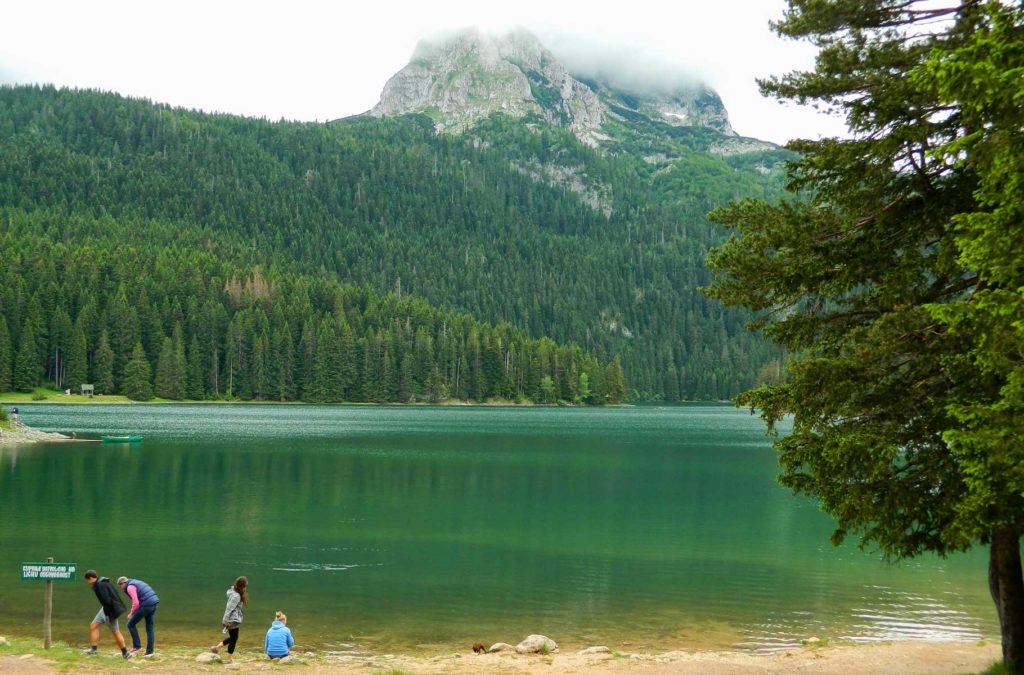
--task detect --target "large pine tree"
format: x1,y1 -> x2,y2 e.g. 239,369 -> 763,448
706,1 -> 1024,670
122,343 -> 153,402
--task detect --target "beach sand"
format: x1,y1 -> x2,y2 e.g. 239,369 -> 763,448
0,640 -> 1001,673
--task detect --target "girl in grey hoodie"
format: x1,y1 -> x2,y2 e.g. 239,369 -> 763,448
210,576 -> 248,663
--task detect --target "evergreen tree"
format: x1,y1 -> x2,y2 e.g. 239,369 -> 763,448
93,330 -> 115,395
338,320 -> 356,399
48,305 -> 72,389
271,324 -> 296,401
22,295 -> 47,380
296,318 -> 317,400
399,352 -> 415,402
122,342 -> 153,401
312,320 -> 343,402
578,371 -> 592,405
186,333 -> 204,399
539,375 -> 556,404
603,357 -> 626,403
106,288 -> 140,387
155,335 -> 186,400
250,330 -> 269,401
426,365 -> 444,403
0,317 -> 11,392
13,323 -> 40,392
66,323 -> 89,391
705,2 -> 1024,670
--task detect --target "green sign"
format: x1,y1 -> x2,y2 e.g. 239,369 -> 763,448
21,562 -> 77,581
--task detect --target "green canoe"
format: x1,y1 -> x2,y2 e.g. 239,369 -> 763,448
101,435 -> 143,443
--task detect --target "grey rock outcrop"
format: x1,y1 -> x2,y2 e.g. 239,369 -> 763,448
515,634 -> 559,654
371,28 -> 605,144
195,653 -> 221,663
368,27 -> 745,147
584,76 -> 735,136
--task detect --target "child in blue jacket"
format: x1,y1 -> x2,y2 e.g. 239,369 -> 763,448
264,611 -> 294,659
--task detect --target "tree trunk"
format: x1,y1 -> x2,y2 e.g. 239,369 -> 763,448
990,526 -> 1024,673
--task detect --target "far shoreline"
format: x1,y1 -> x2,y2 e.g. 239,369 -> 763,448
0,388 -> 646,407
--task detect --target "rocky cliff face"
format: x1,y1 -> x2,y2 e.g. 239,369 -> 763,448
589,81 -> 736,136
369,28 -> 739,146
371,28 -> 605,143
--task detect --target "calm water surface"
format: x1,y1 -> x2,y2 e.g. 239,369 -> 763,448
0,404 -> 995,651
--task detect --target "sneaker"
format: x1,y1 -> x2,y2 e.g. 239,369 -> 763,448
82,648 -> 98,655
143,653 -> 156,658
123,652 -> 133,660
129,648 -> 142,655
210,645 -> 220,654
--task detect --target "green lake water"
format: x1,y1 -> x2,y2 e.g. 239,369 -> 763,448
0,404 -> 996,652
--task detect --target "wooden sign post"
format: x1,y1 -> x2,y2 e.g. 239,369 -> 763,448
21,558 -> 77,649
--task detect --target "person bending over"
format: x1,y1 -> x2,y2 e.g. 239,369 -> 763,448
83,570 -> 131,659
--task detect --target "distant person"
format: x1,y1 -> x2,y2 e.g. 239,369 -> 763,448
264,611 -> 294,660
10,407 -> 17,425
117,576 -> 160,657
210,576 -> 248,664
82,570 -> 131,660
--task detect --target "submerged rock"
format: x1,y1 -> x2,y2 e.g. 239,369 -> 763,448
515,635 -> 559,654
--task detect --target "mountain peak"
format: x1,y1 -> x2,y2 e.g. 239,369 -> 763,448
368,28 -> 752,148
370,28 -> 605,142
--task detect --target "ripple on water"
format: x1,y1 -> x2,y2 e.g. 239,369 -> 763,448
738,584 -> 984,651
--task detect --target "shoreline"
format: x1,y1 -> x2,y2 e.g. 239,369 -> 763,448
0,423 -> 75,446
1,391 -> 644,407
0,636 -> 1002,673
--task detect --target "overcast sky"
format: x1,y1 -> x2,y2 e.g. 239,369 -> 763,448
0,0 -> 849,145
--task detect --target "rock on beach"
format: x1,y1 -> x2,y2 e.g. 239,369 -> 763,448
488,642 -> 516,653
577,646 -> 611,655
515,635 -> 559,654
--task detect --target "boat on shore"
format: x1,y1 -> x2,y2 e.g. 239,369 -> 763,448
101,435 -> 143,443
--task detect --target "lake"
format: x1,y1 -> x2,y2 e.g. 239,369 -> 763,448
0,404 -> 996,652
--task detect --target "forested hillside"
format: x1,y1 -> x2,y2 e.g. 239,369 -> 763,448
0,85 -> 783,400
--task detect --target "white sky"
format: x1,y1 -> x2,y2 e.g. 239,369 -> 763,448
0,0 -> 849,145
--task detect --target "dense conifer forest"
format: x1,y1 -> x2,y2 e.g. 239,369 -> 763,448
0,85 -> 783,401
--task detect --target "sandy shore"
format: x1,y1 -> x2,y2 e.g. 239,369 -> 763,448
0,640 -> 1002,674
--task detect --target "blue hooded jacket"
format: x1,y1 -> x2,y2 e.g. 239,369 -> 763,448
264,619 -> 294,657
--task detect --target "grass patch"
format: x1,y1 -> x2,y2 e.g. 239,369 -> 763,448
0,388 -> 133,404
0,637 -> 116,670
976,662 -> 1006,675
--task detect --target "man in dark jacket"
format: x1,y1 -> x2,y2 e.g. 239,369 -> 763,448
83,570 -> 131,659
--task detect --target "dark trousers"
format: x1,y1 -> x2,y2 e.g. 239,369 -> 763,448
224,626 -> 240,654
127,604 -> 157,653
